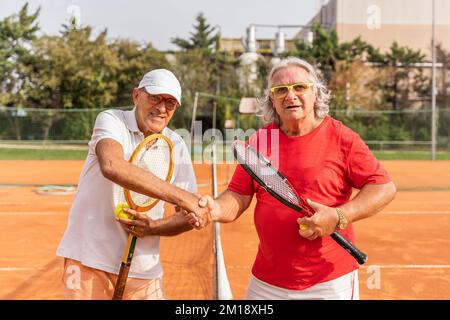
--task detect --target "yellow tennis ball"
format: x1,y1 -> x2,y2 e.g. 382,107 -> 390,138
114,202 -> 134,219
299,224 -> 309,231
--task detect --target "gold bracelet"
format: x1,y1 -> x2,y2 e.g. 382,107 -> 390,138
335,207 -> 348,230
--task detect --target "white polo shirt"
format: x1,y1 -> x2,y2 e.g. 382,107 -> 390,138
56,108 -> 197,279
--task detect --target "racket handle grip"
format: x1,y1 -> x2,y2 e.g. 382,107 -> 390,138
330,231 -> 368,265
112,263 -> 131,300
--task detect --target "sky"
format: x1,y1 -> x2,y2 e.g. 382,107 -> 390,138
0,0 -> 327,51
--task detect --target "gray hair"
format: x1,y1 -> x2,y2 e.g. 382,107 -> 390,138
259,57 -> 331,124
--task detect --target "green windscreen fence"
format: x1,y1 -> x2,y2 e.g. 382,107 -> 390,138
1,106 -> 449,159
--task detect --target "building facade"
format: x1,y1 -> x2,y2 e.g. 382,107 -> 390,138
296,0 -> 450,59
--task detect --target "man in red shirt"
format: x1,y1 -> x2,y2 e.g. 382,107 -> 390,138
186,57 -> 396,299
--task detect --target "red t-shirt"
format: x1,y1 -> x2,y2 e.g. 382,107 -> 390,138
227,116 -> 391,290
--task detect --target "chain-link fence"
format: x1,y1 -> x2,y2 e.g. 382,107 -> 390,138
1,106 -> 449,155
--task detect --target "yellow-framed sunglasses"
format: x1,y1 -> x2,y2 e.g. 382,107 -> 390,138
270,82 -> 314,99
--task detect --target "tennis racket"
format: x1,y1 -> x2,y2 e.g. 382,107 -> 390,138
232,140 -> 367,265
112,133 -> 175,300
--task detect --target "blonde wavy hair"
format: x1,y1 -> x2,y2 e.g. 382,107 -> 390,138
259,57 -> 331,124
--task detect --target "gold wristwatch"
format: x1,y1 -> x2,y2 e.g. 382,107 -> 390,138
335,207 -> 348,230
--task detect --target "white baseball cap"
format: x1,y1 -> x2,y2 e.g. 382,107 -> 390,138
138,69 -> 182,105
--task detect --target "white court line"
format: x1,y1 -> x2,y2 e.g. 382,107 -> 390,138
226,265 -> 450,270
0,267 -> 47,271
0,211 -> 66,216
0,267 -> 63,271
2,211 -> 450,216
382,211 -> 450,215
227,265 -> 251,270
394,201 -> 450,204
2,210 -> 449,217
360,265 -> 450,269
2,265 -> 449,271
0,202 -> 72,206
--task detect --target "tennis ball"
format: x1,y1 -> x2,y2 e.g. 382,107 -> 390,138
114,202 -> 134,219
299,224 -> 309,231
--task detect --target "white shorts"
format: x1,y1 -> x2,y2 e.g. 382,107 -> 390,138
245,270 -> 359,300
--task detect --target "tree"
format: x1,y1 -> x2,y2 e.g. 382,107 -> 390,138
109,39 -> 169,108
292,24 -> 385,83
0,3 -> 40,105
330,60 -> 393,140
435,44 -> 450,143
293,23 -> 340,82
171,12 -> 220,55
381,42 -> 427,111
330,60 -> 387,110
436,44 -> 450,109
19,21 -> 121,140
291,24 -> 428,110
169,49 -> 240,130
288,24 -> 432,142
0,4 -> 40,139
170,13 -> 239,130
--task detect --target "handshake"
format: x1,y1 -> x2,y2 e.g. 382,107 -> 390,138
116,194 -> 220,238
182,194 -> 219,229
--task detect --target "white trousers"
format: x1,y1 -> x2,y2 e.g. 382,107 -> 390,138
245,270 -> 359,300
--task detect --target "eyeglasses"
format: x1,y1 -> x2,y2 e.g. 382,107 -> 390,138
141,90 -> 179,111
270,82 -> 313,99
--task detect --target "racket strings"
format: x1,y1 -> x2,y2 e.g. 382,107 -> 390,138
235,144 -> 301,207
235,143 -> 315,216
130,139 -> 171,207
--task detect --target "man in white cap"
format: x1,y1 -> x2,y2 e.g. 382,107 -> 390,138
57,69 -> 203,300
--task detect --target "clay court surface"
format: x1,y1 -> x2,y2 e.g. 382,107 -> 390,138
1,160 -> 450,300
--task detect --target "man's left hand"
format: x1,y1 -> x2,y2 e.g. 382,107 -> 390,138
116,208 -> 156,237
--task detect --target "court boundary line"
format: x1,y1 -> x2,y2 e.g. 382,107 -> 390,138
382,211 -> 450,215
224,264 -> 450,270
0,211 -> 68,216
3,264 -> 450,272
360,264 -> 450,269
2,210 -> 450,216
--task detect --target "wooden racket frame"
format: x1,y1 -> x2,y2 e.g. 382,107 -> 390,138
113,133 -> 174,300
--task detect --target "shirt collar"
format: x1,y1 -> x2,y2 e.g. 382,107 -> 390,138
123,107 -> 169,136
124,107 -> 141,133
